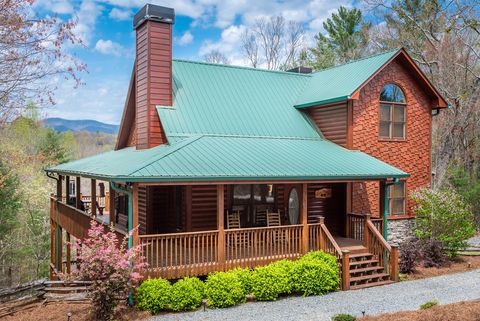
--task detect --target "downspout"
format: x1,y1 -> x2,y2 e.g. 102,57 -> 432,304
383,178 -> 399,241
46,171 -> 61,272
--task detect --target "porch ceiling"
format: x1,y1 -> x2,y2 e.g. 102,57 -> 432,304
46,134 -> 408,182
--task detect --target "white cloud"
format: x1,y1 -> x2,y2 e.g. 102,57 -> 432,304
176,31 -> 194,46
95,39 -> 125,56
71,0 -> 103,47
34,0 -> 74,14
109,7 -> 132,21
199,25 -> 248,66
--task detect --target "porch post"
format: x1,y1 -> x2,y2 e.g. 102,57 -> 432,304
91,179 -> 97,216
132,183 -> 139,246
382,181 -> 389,239
391,245 -> 399,281
363,213 -> 371,247
109,183 -> 115,226
341,250 -> 350,290
57,175 -> 63,200
76,177 -> 81,209
301,183 -> 309,253
65,175 -> 70,204
66,232 -> 71,274
217,184 -> 225,270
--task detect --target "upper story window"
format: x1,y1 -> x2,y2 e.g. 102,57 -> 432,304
379,84 -> 406,139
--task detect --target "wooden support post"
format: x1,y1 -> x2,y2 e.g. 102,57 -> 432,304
363,213 -> 371,247
345,183 -> 352,237
50,219 -> 56,280
341,250 -> 350,290
57,175 -> 63,200
109,183 -> 115,226
132,183 -> 139,246
318,216 -> 325,250
65,175 -> 70,204
391,245 -> 399,282
301,183 -> 309,253
217,184 -> 225,270
58,226 -> 63,273
76,177 -> 81,209
186,186 -> 192,232
91,179 -> 97,216
66,233 -> 71,274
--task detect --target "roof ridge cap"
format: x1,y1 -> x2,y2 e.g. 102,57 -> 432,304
169,133 -> 323,140
310,48 -> 401,74
172,59 -> 312,77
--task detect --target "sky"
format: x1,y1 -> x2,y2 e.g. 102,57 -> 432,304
36,0 -> 357,124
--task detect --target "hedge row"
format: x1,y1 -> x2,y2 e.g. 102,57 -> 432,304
135,251 -> 340,313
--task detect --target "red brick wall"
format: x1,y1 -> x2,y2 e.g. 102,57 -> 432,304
351,59 -> 432,218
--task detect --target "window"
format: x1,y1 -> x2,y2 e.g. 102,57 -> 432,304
379,84 -> 406,139
233,184 -> 275,204
387,181 -> 406,216
69,180 -> 76,197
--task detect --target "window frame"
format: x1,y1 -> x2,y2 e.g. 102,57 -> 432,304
379,84 -> 407,141
387,181 -> 406,217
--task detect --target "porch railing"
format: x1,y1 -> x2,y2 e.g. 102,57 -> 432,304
346,212 -> 384,240
140,230 -> 219,279
365,220 -> 398,282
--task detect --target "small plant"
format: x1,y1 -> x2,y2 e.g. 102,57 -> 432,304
399,237 -> 420,273
135,278 -> 172,314
251,263 -> 292,301
293,252 -> 340,296
66,220 -> 145,321
420,239 -> 447,268
420,299 -> 438,310
332,313 -> 356,321
169,277 -> 204,312
205,271 -> 246,308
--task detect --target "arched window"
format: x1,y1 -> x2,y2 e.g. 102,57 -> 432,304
379,84 -> 406,139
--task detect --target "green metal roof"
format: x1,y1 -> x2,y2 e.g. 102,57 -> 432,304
47,49 -> 411,182
294,49 -> 399,108
48,135 -> 408,182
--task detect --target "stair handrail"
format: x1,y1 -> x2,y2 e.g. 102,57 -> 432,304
364,217 -> 398,282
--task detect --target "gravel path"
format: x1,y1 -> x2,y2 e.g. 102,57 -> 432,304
467,236 -> 480,251
149,269 -> 480,321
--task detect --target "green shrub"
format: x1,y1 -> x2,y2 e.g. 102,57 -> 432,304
229,268 -> 254,295
412,188 -> 475,257
205,271 -> 246,308
169,277 -> 204,312
420,299 -> 438,310
332,314 -> 356,321
301,251 -> 339,268
135,278 -> 171,314
251,263 -> 292,301
293,258 -> 340,296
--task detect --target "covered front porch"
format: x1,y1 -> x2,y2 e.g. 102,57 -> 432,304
50,177 -> 397,290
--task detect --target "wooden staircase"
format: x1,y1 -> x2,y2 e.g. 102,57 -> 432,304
348,250 -> 394,290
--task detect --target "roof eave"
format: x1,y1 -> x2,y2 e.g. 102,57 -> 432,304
294,95 -> 350,109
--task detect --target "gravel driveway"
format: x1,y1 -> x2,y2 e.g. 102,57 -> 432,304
148,269 -> 480,321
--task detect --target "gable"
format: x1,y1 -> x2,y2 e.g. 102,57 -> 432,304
116,67 -> 136,150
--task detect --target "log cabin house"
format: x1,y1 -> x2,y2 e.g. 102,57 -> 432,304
46,3 -> 447,290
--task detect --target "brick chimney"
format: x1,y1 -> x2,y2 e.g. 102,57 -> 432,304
133,4 -> 175,149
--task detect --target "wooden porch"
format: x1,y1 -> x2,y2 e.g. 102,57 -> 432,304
50,180 -> 398,290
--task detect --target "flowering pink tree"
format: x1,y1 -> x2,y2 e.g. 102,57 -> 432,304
72,220 -> 145,320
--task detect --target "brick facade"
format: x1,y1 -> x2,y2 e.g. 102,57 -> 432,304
351,58 -> 432,218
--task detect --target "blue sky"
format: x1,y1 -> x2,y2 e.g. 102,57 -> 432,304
36,0 -> 356,124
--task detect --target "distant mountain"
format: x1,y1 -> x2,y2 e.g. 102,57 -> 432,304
43,118 -> 119,134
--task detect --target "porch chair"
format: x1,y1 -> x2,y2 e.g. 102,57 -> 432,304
227,210 -> 241,229
266,210 -> 281,227
226,210 -> 250,256
254,205 -> 267,226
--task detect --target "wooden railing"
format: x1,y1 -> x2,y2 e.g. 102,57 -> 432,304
225,225 -> 303,269
365,219 -> 398,282
347,213 -> 384,240
140,230 -> 219,279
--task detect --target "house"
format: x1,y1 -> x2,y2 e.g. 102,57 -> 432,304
46,3 -> 447,290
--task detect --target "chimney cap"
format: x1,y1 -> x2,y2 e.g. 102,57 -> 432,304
133,4 -> 175,29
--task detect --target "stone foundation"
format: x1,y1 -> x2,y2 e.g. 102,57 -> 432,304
387,218 -> 415,246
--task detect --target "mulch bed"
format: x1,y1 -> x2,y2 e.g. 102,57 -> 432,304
362,300 -> 480,321
403,255 -> 480,280
1,301 -> 149,321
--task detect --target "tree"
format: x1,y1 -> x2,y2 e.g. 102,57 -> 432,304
39,129 -> 71,165
0,0 -> 85,125
365,0 -> 480,185
308,7 -> 371,69
240,16 -> 306,70
204,50 -> 230,64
